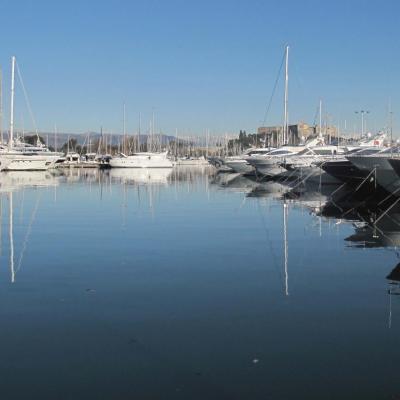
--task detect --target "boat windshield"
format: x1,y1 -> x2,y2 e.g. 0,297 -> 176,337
353,148 -> 382,156
380,147 -> 400,154
296,149 -> 313,156
247,149 -> 272,155
268,149 -> 294,156
313,149 -> 336,155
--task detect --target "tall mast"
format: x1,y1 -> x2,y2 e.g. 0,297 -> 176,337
152,109 -> 155,152
98,126 -> 103,155
123,103 -> 126,154
283,46 -> 289,145
175,128 -> 178,158
9,56 -> 16,149
0,67 -> 3,144
138,112 -> 141,152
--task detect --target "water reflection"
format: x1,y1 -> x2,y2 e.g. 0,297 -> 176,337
2,166 -> 400,398
211,169 -> 400,295
108,168 -> 172,185
210,172 -> 259,193
2,167 -> 400,287
60,167 -> 100,184
387,263 -> 400,295
0,170 -> 61,192
317,195 -> 400,249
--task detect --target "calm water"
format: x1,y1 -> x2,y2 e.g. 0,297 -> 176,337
0,167 -> 399,399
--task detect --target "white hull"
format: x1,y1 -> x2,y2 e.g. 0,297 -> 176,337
110,152 -> 173,168
247,149 -> 306,177
224,159 -> 254,174
0,157 -> 13,171
1,154 -> 56,171
251,160 -> 287,177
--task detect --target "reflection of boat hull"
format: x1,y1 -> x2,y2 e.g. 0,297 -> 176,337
345,225 -> 400,248
287,165 -> 341,185
211,172 -> 258,193
0,170 -> 60,191
247,181 -> 290,199
285,183 -> 338,210
109,168 -> 172,184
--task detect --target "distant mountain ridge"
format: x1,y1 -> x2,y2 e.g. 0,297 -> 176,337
7,132 -> 179,147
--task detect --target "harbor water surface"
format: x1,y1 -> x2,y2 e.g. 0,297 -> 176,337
0,167 -> 398,399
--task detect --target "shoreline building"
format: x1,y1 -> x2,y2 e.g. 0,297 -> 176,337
257,122 -> 337,146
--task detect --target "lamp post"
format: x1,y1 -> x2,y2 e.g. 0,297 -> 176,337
355,110 -> 370,137
388,100 -> 393,146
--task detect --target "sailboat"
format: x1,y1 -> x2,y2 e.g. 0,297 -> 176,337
247,46 -> 311,178
0,56 -> 59,171
109,109 -> 173,169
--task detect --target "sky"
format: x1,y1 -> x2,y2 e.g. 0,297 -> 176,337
0,0 -> 399,137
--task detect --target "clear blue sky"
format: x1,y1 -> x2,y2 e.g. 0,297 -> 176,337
1,0 -> 399,136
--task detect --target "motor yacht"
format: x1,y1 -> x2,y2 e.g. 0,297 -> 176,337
281,145 -> 347,184
347,147 -> 400,196
321,147 -> 383,185
109,151 -> 173,168
246,136 -> 324,178
223,147 -> 274,175
0,139 -> 61,171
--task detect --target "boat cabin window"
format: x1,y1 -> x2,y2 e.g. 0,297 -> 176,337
313,149 -> 334,155
354,148 -> 382,156
381,146 -> 400,154
248,149 -> 271,155
297,149 -> 313,156
269,150 -> 293,155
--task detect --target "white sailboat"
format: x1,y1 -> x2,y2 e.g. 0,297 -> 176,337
0,56 -> 58,171
247,46 -> 309,178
